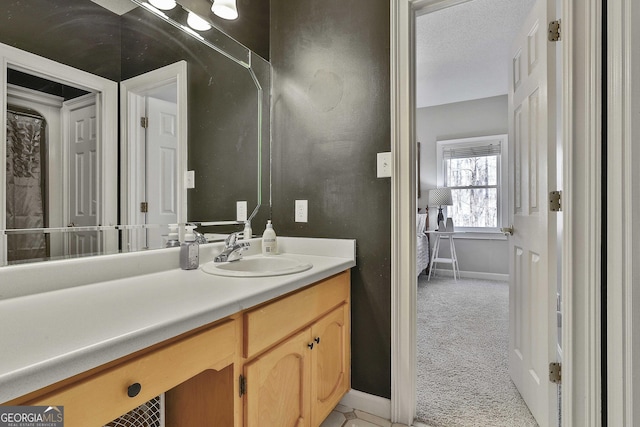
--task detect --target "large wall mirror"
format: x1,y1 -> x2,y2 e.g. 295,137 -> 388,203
0,0 -> 271,266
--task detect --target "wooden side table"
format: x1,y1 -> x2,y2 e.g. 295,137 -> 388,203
426,231 -> 460,281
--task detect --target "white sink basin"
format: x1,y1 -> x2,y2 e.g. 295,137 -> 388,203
201,255 -> 313,277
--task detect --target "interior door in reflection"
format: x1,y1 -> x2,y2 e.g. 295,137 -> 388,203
65,93 -> 99,256
145,96 -> 178,249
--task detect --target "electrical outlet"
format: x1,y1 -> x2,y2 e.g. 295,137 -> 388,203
377,152 -> 392,178
185,170 -> 195,189
295,200 -> 308,223
236,201 -> 247,222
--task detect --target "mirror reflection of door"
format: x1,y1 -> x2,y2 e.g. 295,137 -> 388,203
63,93 -> 99,257
144,93 -> 178,249
121,61 -> 187,252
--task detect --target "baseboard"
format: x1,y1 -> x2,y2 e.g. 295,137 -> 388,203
340,389 -> 391,420
428,269 -> 508,281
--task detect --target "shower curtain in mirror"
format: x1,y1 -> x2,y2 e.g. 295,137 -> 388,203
6,110 -> 47,262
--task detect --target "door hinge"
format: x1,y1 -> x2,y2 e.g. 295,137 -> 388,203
548,20 -> 561,42
140,116 -> 149,128
549,362 -> 562,384
239,375 -> 246,397
549,191 -> 562,212
140,202 -> 148,213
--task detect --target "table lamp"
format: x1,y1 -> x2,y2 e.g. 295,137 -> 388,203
428,187 -> 453,229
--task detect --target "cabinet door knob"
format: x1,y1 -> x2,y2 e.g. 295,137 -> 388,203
314,337 -> 320,344
127,382 -> 142,398
308,342 -> 314,350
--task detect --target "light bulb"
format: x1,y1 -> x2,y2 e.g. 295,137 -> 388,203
148,0 -> 176,10
211,0 -> 238,20
187,12 -> 212,31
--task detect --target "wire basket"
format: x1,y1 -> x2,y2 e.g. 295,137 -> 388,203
104,395 -> 164,427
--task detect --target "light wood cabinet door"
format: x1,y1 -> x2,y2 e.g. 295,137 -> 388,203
244,328 -> 312,427
310,304 -> 350,427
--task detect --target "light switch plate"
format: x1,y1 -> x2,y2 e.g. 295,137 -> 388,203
377,152 -> 392,178
236,201 -> 247,222
185,170 -> 195,189
295,200 -> 308,222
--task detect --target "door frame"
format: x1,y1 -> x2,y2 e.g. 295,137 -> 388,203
120,61 -> 188,249
606,0 -> 637,424
390,0 -> 603,425
0,42 -> 118,264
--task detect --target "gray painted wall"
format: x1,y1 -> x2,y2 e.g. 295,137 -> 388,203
270,0 -> 392,399
417,95 -> 509,276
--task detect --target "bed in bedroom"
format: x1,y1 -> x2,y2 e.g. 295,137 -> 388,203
417,212 -> 430,275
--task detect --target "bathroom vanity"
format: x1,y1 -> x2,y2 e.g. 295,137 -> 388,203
0,237 -> 355,427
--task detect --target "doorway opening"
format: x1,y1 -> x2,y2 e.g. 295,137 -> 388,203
0,43 -> 119,266
120,61 -> 188,252
413,0 -> 562,425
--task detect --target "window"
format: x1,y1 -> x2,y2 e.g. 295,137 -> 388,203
437,135 -> 508,231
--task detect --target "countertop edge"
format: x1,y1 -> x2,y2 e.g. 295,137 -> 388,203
0,244 -> 355,403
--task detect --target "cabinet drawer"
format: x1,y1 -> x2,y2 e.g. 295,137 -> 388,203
27,319 -> 237,427
244,271 -> 349,359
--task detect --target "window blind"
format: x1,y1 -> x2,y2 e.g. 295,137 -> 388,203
443,142 -> 501,160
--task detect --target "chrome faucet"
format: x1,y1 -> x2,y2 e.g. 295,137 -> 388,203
187,223 -> 208,244
214,232 -> 250,262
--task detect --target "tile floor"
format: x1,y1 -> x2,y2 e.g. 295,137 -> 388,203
320,404 -> 431,427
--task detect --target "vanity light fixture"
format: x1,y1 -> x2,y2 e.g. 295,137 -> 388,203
187,11 -> 212,31
148,0 -> 176,10
211,0 -> 238,20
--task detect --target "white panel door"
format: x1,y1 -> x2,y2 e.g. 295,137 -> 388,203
65,93 -> 99,257
145,97 -> 178,249
508,0 -> 558,426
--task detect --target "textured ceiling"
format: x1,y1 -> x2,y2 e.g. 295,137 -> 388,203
416,0 -> 536,108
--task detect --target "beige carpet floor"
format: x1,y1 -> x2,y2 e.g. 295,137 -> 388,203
415,275 -> 538,427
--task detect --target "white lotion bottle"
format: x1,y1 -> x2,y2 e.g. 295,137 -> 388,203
262,220 -> 277,256
180,225 -> 199,270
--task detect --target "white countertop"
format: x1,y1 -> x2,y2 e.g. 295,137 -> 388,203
0,237 -> 356,403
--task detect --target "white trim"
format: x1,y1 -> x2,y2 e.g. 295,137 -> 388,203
606,0 -> 634,425
451,232 -> 507,241
390,0 -> 417,424
6,84 -> 64,108
339,389 -> 391,421
560,0 -> 602,425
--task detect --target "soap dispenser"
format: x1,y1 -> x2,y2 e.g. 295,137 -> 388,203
166,224 -> 180,248
262,220 -> 277,256
180,225 -> 199,270
243,220 -> 252,240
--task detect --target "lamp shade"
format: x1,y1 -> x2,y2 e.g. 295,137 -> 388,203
211,0 -> 238,20
428,187 -> 453,206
